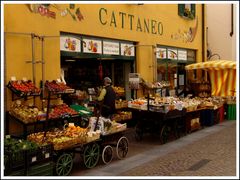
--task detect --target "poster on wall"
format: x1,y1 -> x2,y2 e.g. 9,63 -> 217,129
178,50 -> 187,60
82,38 -> 102,54
121,43 -> 135,56
156,47 -> 167,59
167,49 -> 178,60
129,73 -> 140,89
60,36 -> 81,52
103,41 -> 120,55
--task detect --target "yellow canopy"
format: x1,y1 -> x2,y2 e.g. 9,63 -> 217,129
185,60 -> 236,97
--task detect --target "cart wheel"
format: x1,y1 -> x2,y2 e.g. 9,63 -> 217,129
102,145 -> 114,164
55,153 -> 73,176
116,136 -> 129,159
160,125 -> 170,144
83,143 -> 100,168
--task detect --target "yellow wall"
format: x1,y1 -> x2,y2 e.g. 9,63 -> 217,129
4,3 -> 203,110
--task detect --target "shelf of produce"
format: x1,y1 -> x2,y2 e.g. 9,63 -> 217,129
6,111 -> 82,139
7,80 -> 41,101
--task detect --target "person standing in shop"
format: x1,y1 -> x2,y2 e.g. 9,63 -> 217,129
97,77 -> 116,119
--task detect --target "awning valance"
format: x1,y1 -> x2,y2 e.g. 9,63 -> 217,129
185,60 -> 236,97
185,60 -> 236,70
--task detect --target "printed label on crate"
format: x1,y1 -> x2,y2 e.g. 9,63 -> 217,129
69,123 -> 74,127
11,76 -> 16,81
32,156 -> 37,162
45,153 -> 50,159
22,77 -> 27,82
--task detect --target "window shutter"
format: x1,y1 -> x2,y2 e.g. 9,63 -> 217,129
191,4 -> 196,18
178,4 -> 185,17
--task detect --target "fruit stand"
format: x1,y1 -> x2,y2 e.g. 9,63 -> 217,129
128,82 -> 187,144
5,80 -> 129,176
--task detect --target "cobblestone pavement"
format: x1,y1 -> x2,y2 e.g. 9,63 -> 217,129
120,121 -> 237,177
70,120 -> 238,178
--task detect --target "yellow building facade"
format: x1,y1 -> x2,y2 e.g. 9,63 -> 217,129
4,3 -> 204,111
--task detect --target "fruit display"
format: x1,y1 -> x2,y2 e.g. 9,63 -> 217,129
115,99 -> 128,109
48,103 -> 79,119
4,136 -> 39,171
143,81 -> 170,89
128,98 -> 148,110
7,80 -> 41,96
112,86 -> 125,96
45,80 -> 75,93
27,124 -> 95,150
112,111 -> 132,122
5,136 -> 39,152
9,101 -> 46,124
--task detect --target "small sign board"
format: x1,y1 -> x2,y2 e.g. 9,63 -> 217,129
129,73 -> 140,89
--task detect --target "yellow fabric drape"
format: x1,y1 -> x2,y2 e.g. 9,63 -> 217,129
185,60 -> 236,97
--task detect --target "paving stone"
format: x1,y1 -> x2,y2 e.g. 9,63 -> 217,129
70,120 -> 237,177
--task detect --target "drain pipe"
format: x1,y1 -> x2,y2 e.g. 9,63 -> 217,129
201,4 -> 207,81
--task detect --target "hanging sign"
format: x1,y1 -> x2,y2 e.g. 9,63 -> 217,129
121,43 -> 135,56
103,41 -> 120,55
178,50 -> 187,60
156,47 -> 167,59
60,36 -> 81,52
82,38 -> 102,54
129,73 -> 140,89
167,49 -> 178,60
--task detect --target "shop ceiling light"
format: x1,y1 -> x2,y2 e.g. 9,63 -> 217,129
65,59 -> 76,62
97,58 -> 114,60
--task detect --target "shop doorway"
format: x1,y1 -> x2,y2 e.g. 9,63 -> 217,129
61,57 -> 134,101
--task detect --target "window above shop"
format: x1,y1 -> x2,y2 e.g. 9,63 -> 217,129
178,4 -> 196,20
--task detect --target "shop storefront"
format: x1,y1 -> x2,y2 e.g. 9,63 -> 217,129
60,32 -> 136,101
4,3 -> 204,110
3,3 -> 237,177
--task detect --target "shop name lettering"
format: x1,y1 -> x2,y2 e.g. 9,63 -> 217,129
99,8 -> 163,35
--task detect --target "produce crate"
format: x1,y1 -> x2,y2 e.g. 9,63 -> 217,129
4,147 -> 26,175
200,109 -> 214,126
227,103 -> 236,120
26,144 -> 54,166
219,105 -> 225,123
27,161 -> 54,176
7,81 -> 26,97
6,169 -> 25,176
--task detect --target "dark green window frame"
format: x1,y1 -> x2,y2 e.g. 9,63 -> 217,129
178,4 -> 196,20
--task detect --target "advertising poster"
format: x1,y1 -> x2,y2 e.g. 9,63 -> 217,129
60,36 -> 81,52
82,38 -> 102,54
156,47 -> 167,59
167,49 -> 178,60
121,43 -> 135,56
178,50 -> 187,60
103,41 -> 120,55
